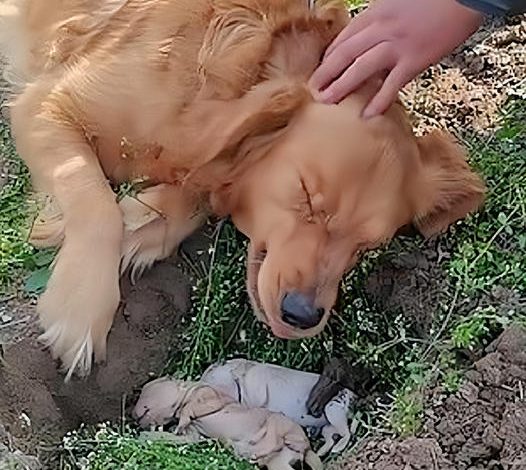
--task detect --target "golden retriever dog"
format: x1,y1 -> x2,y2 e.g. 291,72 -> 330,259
0,0 -> 485,379
133,377 -> 323,470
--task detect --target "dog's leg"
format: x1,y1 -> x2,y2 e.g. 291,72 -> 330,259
11,95 -> 123,380
36,157 -> 122,379
119,183 -> 206,283
29,194 -> 65,248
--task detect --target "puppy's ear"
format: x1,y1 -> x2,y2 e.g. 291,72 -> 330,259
413,130 -> 486,238
182,79 -> 309,194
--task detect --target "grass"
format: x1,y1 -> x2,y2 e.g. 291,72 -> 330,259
448,103 -> 526,294
59,425 -> 253,470
0,121 -> 36,294
387,101 -> 526,434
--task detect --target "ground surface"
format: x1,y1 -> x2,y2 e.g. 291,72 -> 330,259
331,325 -> 526,470
0,7 -> 525,470
0,257 -> 191,452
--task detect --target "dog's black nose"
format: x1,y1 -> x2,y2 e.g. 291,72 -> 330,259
281,292 -> 324,329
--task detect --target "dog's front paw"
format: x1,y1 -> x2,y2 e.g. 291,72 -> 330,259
37,250 -> 121,380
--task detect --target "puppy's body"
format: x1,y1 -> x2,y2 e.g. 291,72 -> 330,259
203,359 -> 328,427
134,378 -> 321,470
1,0 -> 485,378
201,359 -> 354,455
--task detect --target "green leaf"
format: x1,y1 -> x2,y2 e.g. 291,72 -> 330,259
32,249 -> 56,267
24,267 -> 51,294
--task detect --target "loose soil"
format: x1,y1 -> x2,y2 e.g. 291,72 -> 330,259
0,248 -> 198,466
332,325 -> 526,470
364,240 -> 449,338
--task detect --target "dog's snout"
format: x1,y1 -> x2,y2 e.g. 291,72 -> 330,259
281,292 -> 324,329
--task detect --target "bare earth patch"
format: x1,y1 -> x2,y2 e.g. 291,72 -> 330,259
364,240 -> 448,338
331,325 -> 526,470
0,251 -> 197,466
402,15 -> 525,135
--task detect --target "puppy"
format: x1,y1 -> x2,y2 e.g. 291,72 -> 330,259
202,358 -> 354,456
133,378 -> 322,470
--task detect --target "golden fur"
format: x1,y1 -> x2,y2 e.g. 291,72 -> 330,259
0,0 -> 485,378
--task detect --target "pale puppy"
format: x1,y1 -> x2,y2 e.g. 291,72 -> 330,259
202,358 -> 354,456
134,378 -> 322,470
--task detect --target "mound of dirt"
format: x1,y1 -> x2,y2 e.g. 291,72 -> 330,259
332,325 -> 526,470
364,241 -> 448,337
0,251 -> 196,465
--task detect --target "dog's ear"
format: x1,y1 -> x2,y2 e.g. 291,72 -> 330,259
197,0 -> 349,99
181,79 -> 309,197
197,0 -> 274,100
313,0 -> 351,33
412,130 -> 486,238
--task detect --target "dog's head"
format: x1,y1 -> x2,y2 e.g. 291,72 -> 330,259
133,377 -> 191,429
184,82 -> 485,339
182,2 -> 485,339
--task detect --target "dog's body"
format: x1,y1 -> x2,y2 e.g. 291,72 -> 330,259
133,378 -> 322,470
1,0 -> 485,378
201,358 -> 354,455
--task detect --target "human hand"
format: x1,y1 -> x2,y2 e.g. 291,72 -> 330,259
309,0 -> 484,117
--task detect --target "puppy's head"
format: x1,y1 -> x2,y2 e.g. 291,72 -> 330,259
133,377 -> 190,429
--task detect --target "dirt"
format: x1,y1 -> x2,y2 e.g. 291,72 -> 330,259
364,239 -> 449,337
0,247 -> 199,466
332,325 -> 526,470
402,14 -> 526,136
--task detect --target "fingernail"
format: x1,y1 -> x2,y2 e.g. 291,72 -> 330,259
318,89 -> 333,104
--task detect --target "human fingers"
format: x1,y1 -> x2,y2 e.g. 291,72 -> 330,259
309,26 -> 382,93
317,42 -> 395,104
362,64 -> 413,118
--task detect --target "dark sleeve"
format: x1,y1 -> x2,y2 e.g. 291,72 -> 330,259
457,0 -> 526,15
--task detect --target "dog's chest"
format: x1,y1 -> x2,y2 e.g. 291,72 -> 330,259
92,115 -> 191,185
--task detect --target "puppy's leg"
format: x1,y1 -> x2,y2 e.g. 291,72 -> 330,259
324,401 -> 351,454
264,449 -> 296,470
316,425 -> 337,457
120,184 -> 206,283
304,449 -> 323,470
11,96 -> 123,379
